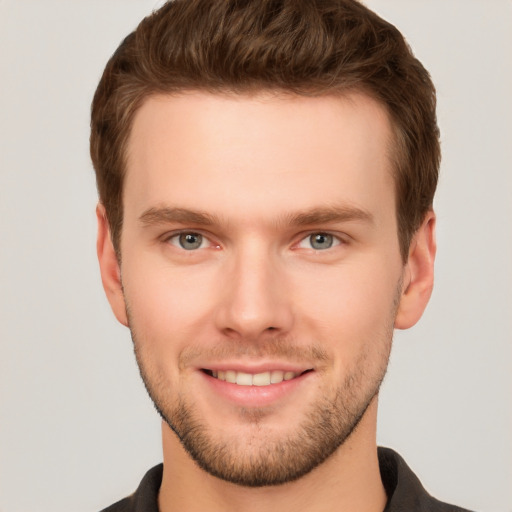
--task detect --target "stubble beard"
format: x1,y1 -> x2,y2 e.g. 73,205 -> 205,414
129,324 -> 394,488
126,276 -> 401,488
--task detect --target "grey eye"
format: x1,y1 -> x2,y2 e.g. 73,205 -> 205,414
309,233 -> 334,250
178,233 -> 203,250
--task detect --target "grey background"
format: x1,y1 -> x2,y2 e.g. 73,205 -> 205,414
1,1 -> 510,511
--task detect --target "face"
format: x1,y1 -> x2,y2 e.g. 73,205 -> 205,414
101,91 -> 421,486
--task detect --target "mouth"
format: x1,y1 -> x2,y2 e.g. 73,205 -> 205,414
202,368 -> 313,386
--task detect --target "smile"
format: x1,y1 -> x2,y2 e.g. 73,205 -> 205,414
203,369 -> 312,386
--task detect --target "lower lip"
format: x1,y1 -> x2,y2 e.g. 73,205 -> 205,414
200,371 -> 313,408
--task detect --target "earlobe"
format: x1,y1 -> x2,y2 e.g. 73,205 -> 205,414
394,211 -> 436,330
96,204 -> 129,327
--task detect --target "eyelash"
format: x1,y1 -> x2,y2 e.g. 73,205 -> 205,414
296,232 -> 342,251
163,230 -> 345,252
164,231 -> 216,251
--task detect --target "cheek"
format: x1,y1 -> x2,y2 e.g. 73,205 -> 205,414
121,255 -> 220,345
292,259 -> 401,348
122,261 -> 221,390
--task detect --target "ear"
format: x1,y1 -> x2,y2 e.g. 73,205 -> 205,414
395,211 -> 436,330
96,203 -> 128,327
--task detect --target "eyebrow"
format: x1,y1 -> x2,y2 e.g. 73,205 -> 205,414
138,205 -> 373,228
286,205 -> 373,226
139,207 -> 216,226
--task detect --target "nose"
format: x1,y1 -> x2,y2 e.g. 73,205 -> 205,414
214,244 -> 294,339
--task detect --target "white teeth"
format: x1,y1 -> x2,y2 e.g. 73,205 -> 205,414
270,370 -> 284,383
252,372 -> 271,386
235,372 -> 253,386
225,370 -> 236,383
211,369 -> 300,386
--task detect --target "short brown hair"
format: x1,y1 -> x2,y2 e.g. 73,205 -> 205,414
90,0 -> 440,261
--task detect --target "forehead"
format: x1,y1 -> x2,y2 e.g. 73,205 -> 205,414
124,91 -> 395,224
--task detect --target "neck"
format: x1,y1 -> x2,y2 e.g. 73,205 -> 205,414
158,399 -> 387,512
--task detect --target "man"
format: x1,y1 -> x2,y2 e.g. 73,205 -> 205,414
90,1 -> 472,510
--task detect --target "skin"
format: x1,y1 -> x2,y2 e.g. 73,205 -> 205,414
97,91 -> 436,512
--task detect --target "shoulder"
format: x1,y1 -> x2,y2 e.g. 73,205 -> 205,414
378,447 -> 475,512
100,496 -> 135,512
99,464 -> 163,512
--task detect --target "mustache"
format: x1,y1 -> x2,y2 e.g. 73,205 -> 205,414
125,304 -> 331,367
178,336 -> 330,369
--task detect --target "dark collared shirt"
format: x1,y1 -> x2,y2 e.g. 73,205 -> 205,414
101,447 -> 474,511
